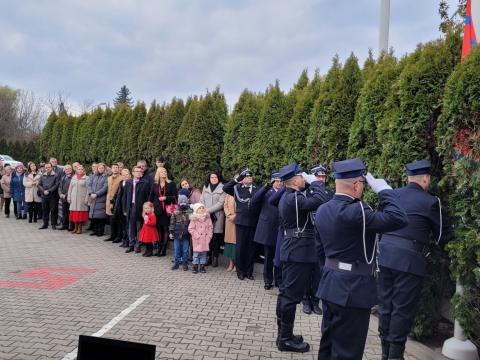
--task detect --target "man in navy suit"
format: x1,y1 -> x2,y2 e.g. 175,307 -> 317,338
252,172 -> 283,290
275,163 -> 331,353
223,168 -> 259,280
377,160 -> 452,360
314,158 -> 408,360
122,166 -> 152,254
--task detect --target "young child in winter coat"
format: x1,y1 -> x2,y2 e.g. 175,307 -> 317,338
138,202 -> 159,257
169,194 -> 193,271
188,203 -> 213,274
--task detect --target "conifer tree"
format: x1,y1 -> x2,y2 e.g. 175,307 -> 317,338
162,98 -> 185,163
251,81 -> 289,180
76,108 -> 103,164
284,70 -> 321,166
221,90 -> 262,179
50,111 -> 67,160
107,105 -> 130,164
122,102 -> 147,166
70,114 -> 87,163
93,107 -> 113,163
39,112 -> 58,159
114,85 -> 133,107
139,100 -> 162,162
59,114 -> 75,163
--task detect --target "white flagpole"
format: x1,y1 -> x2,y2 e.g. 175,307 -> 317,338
379,0 -> 390,55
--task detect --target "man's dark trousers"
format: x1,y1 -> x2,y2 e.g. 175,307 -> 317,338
42,196 -> 58,227
235,225 -> 256,277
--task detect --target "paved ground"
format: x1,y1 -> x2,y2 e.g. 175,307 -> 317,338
0,211 -> 438,359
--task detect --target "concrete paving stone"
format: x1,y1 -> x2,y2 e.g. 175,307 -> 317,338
0,214 -> 430,360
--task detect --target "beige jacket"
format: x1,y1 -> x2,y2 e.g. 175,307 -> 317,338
67,175 -> 89,212
106,174 -> 123,216
1,174 -> 12,198
223,194 -> 236,244
23,173 -> 41,202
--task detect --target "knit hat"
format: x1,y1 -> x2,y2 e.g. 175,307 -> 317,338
178,188 -> 190,197
191,203 -> 205,214
178,194 -> 188,205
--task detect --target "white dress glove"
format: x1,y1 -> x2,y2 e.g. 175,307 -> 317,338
365,172 -> 392,193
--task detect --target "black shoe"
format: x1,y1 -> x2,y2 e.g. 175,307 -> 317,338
312,303 -> 322,315
200,265 -> 206,273
247,275 -> 254,280
16,216 -> 21,220
183,264 -> 189,271
6,214 -> 9,218
112,239 -> 121,243
89,232 -> 97,236
302,302 -> 312,315
28,218 -> 32,223
171,263 -> 179,270
51,225 -> 57,230
237,273 -> 245,280
212,257 -> 218,268
22,214 -> 27,219
33,218 -> 37,223
104,238 -> 113,241
277,338 -> 310,353
388,343 -> 405,360
125,246 -> 134,253
381,339 -> 389,360
192,265 -> 198,274
38,225 -> 48,229
264,284 -> 273,290
96,233 -> 105,237
58,226 -> 68,230
143,250 -> 153,257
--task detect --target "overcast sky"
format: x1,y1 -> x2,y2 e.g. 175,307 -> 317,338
0,0 -> 459,113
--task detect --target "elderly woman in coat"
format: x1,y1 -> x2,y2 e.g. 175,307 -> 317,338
10,164 -> 26,219
87,162 -> 108,236
23,162 -> 42,223
68,165 -> 89,234
0,164 -> 12,218
200,171 -> 226,267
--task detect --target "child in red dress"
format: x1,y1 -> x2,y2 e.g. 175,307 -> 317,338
138,202 -> 159,257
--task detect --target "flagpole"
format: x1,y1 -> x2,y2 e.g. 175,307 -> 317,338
379,0 -> 390,54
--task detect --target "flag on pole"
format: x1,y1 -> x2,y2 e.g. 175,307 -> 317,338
462,0 -> 479,59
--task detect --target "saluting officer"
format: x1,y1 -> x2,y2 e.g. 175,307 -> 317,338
314,158 -> 408,360
223,168 -> 259,280
251,172 -> 283,290
276,163 -> 331,353
302,164 -> 334,316
377,160 -> 452,360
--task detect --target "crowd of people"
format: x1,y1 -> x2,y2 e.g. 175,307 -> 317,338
0,154 -> 449,359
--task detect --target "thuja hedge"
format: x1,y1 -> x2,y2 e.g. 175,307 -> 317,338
38,30 -> 478,341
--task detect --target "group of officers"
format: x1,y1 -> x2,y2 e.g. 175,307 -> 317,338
226,157 -> 449,360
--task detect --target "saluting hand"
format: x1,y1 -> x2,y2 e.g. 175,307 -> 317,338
365,172 -> 392,193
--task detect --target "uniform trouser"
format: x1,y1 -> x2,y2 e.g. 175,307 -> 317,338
303,263 -> 322,305
276,262 -> 313,325
318,300 -> 371,360
42,196 -> 58,226
263,244 -> 281,286
378,265 -> 424,344
235,225 -> 256,277
61,201 -> 70,227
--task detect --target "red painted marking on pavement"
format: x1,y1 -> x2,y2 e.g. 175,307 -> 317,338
0,267 -> 96,289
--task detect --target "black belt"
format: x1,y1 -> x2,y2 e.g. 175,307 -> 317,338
324,258 -> 373,276
283,228 -> 315,237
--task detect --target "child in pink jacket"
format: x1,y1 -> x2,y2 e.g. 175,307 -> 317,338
188,203 -> 213,274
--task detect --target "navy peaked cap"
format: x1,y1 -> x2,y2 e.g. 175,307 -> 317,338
405,160 -> 431,176
278,163 -> 302,181
333,158 -> 367,179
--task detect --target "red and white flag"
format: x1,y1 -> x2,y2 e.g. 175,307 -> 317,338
462,0 -> 480,59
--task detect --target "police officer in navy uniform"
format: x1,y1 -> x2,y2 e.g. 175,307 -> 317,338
377,160 -> 452,360
251,172 -> 283,290
275,162 -> 331,353
302,164 -> 334,316
223,168 -> 259,280
314,158 -> 408,360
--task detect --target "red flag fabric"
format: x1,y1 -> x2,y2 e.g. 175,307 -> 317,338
462,0 -> 478,59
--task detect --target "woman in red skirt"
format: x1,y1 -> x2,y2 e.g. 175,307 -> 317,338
67,165 -> 89,234
138,202 -> 159,257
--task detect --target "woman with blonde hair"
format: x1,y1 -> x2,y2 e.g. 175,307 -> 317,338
23,162 -> 42,223
151,167 -> 177,256
67,165 -> 89,234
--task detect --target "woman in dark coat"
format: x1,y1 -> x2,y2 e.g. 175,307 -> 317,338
87,163 -> 108,236
151,167 -> 177,256
10,164 -> 26,219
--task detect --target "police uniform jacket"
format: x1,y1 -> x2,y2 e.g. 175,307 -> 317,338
315,190 -> 408,309
223,180 -> 259,227
252,185 -> 280,247
269,186 -> 286,268
378,182 -> 449,277
279,181 -> 331,263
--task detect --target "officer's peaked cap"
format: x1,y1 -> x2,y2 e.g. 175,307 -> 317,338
333,158 -> 367,179
271,171 -> 281,181
405,160 -> 431,176
240,168 -> 253,177
278,163 -> 302,181
310,164 -> 326,176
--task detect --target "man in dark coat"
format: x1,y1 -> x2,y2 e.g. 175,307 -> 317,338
314,158 -> 408,360
223,168 -> 259,281
302,164 -> 334,316
275,163 -> 331,353
137,160 -> 154,185
58,164 -> 73,230
252,172 -> 283,290
377,160 -> 452,360
122,166 -> 152,253
38,163 -> 60,230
